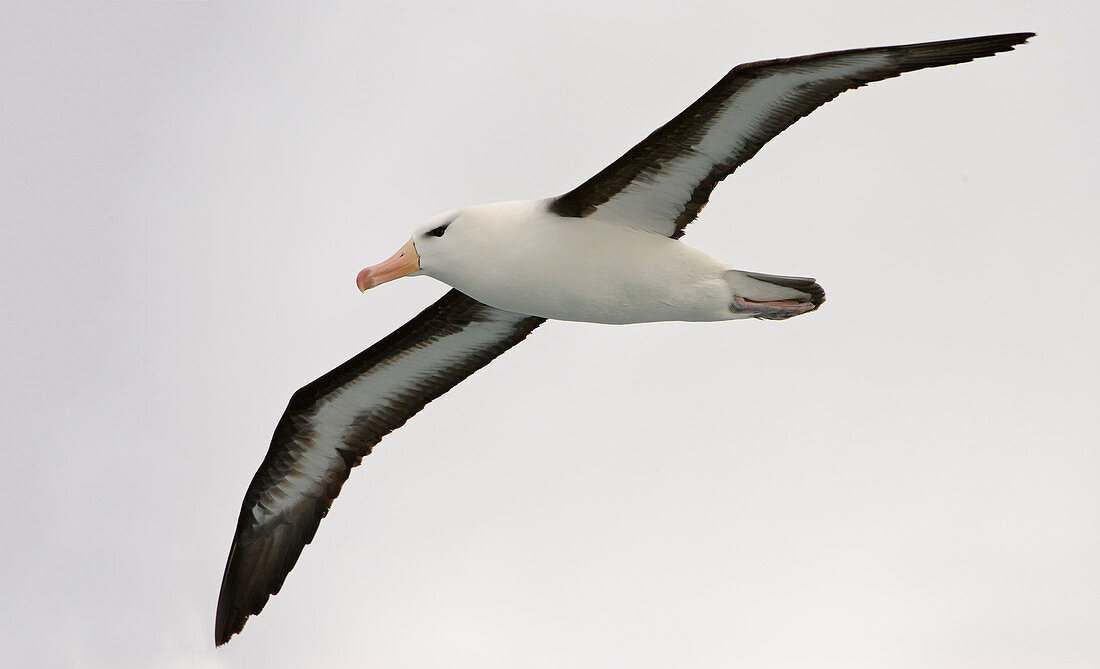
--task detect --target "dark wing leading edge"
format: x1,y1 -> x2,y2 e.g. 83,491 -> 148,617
215,290 -> 545,645
549,33 -> 1033,239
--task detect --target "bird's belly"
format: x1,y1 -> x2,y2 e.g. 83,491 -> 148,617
471,278 -> 733,324
447,229 -> 735,324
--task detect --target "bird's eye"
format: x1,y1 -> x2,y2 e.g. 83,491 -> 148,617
427,224 -> 449,238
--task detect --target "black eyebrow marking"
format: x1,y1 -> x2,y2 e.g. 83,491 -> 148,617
426,215 -> 458,238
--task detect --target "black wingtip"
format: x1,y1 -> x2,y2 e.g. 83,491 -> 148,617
986,32 -> 1036,53
974,31 -> 1035,50
893,32 -> 1036,70
982,32 -> 1035,43
214,544 -> 243,646
214,602 -> 241,646
215,615 -> 236,646
214,531 -> 295,646
214,617 -> 244,647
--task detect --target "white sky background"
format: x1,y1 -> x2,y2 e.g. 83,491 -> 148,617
2,1 -> 1098,667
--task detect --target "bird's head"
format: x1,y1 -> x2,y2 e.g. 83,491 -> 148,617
356,201 -> 535,293
356,210 -> 468,291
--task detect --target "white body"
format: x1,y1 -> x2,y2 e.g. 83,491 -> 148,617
417,201 -> 738,324
412,200 -> 814,324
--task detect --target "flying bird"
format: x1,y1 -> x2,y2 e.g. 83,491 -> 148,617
216,33 -> 1033,645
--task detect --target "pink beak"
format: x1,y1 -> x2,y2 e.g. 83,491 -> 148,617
356,238 -> 420,291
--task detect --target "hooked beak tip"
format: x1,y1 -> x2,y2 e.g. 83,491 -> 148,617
356,267 -> 373,292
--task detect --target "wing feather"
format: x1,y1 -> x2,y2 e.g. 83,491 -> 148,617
215,289 -> 544,644
549,33 -> 1033,238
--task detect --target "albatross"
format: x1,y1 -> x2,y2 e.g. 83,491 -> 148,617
216,33 -> 1032,644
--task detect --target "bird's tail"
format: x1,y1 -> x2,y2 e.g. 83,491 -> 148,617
723,270 -> 825,320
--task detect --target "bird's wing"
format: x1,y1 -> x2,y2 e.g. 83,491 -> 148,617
548,33 -> 1032,239
215,289 -> 544,645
